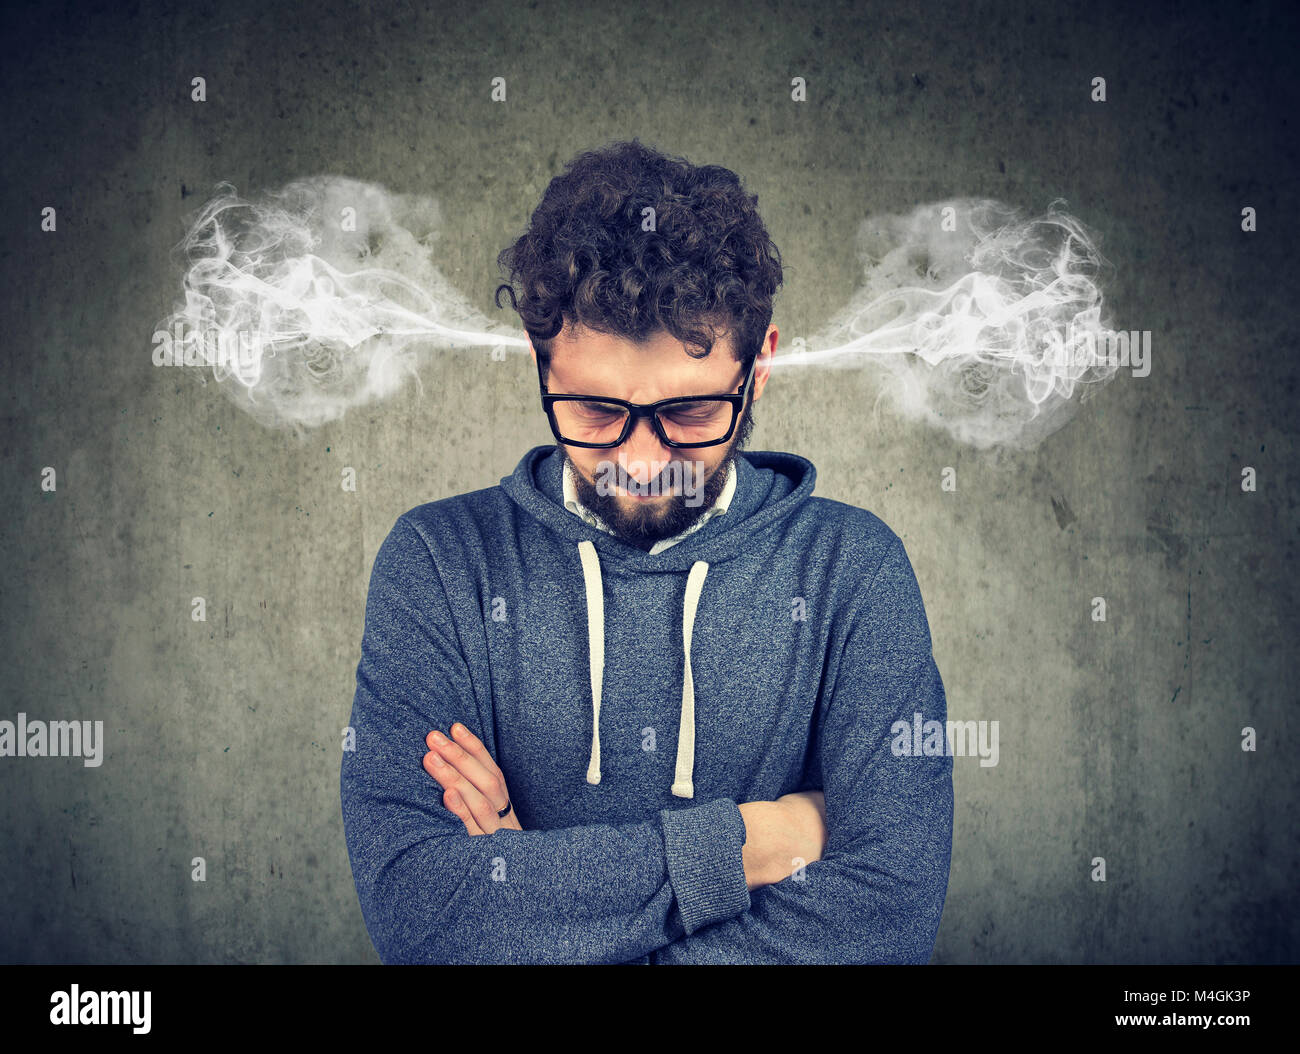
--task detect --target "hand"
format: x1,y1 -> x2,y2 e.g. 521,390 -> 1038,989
738,790 -> 828,890
422,723 -> 524,835
776,789 -> 828,872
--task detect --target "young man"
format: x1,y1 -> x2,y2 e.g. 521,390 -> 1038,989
340,139 -> 953,963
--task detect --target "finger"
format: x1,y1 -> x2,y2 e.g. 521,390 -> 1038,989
424,756 -> 479,833
427,727 -> 503,788
423,748 -> 501,833
425,730 -> 507,810
422,749 -> 476,813
452,774 -> 506,834
448,723 -> 506,782
444,786 -> 485,836
422,749 -> 461,813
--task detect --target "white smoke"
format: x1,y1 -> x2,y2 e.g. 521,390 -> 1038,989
160,181 -> 1117,449
157,176 -> 527,433
780,198 -> 1118,449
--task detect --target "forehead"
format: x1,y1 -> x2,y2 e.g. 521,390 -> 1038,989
547,325 -> 739,398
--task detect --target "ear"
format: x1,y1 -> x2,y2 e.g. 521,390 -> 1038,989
752,325 -> 777,401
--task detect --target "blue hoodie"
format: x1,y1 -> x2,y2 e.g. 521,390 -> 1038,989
340,444 -> 953,964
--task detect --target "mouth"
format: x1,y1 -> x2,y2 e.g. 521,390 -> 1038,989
618,482 -> 669,501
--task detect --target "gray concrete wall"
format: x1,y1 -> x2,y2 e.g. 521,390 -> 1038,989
0,0 -> 1295,962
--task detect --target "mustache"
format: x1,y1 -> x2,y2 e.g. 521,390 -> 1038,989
589,458 -> 707,498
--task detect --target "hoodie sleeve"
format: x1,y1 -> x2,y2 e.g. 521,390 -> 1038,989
650,535 -> 954,964
340,515 -> 752,964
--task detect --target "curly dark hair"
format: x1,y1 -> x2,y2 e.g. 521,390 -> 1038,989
494,138 -> 783,385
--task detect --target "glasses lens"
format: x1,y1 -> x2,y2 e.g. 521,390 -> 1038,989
656,400 -> 734,445
551,399 -> 630,445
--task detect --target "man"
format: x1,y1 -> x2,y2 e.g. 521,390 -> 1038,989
340,139 -> 953,963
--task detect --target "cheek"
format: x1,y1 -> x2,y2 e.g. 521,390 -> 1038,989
575,455 -> 623,495
679,456 -> 717,485
583,455 -> 614,483
564,450 -> 594,479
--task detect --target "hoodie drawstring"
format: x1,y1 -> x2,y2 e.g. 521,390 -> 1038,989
577,540 -> 605,787
577,539 -> 709,799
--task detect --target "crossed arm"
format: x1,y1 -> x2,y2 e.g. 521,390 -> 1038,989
421,723 -> 830,892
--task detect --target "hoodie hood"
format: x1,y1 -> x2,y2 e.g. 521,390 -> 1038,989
499,445 -> 816,798
500,445 -> 816,572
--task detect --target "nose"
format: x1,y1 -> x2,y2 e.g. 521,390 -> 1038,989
618,411 -> 673,488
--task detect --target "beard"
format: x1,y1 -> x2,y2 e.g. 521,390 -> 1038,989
563,399 -> 756,551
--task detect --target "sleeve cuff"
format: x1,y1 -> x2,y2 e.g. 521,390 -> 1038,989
659,797 -> 751,935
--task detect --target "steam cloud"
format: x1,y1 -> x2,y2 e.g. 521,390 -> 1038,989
160,179 -> 1118,448
782,198 -> 1118,449
158,177 -> 527,432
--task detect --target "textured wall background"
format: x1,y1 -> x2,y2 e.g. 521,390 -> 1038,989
1,0 -> 1296,963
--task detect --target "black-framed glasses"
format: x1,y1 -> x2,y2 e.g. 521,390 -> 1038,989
537,351 -> 757,449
